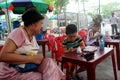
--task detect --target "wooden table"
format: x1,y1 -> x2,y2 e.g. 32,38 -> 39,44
105,39 -> 120,70
62,47 -> 118,80
95,39 -> 120,70
37,40 -> 48,58
111,34 -> 120,39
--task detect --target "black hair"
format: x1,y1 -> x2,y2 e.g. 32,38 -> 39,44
92,22 -> 100,28
66,24 -> 77,35
22,8 -> 44,27
93,14 -> 102,23
112,12 -> 114,17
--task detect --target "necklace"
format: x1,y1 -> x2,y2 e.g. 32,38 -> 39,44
24,28 -> 32,42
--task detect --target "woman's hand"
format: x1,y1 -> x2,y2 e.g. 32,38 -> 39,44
31,55 -> 44,64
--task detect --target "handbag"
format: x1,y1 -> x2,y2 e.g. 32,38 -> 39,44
10,54 -> 38,73
15,63 -> 38,73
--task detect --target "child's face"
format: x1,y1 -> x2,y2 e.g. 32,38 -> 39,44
67,33 -> 77,42
93,26 -> 100,32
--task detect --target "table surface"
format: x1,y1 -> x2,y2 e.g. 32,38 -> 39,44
105,39 -> 120,43
62,47 -> 113,63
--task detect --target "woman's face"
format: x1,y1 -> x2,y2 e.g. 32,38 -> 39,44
67,33 -> 77,42
33,20 -> 43,34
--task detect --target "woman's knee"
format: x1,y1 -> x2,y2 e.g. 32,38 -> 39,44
38,58 -> 55,72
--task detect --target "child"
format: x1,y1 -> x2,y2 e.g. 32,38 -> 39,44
105,31 -> 112,41
86,22 -> 102,46
63,24 -> 85,80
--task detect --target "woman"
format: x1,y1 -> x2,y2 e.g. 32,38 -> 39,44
0,8 -> 65,80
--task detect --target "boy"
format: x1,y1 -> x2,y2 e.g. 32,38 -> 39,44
63,24 -> 85,80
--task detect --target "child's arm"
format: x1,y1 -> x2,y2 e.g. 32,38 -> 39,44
89,31 -> 101,40
79,40 -> 85,49
63,47 -> 77,53
63,46 -> 69,53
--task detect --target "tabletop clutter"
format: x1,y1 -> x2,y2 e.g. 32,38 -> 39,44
76,46 -> 98,61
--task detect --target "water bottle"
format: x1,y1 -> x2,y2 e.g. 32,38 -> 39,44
99,39 -> 104,50
102,35 -> 106,42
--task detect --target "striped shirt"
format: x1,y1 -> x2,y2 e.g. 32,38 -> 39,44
63,37 -> 82,49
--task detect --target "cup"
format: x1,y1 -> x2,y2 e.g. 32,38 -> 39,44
77,46 -> 82,53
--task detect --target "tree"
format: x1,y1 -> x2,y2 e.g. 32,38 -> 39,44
73,0 -> 88,14
44,0 -> 54,6
44,0 -> 69,14
81,0 -> 88,14
101,2 -> 120,17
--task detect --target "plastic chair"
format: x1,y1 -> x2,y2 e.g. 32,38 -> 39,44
46,34 -> 56,58
0,45 -> 3,51
78,29 -> 88,45
42,33 -> 51,52
60,28 -> 66,36
54,36 -> 65,63
54,36 -> 70,78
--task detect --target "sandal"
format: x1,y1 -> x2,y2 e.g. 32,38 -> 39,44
69,77 -> 79,80
75,74 -> 84,80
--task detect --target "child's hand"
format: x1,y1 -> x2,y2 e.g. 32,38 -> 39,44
96,33 -> 102,38
69,47 -> 76,52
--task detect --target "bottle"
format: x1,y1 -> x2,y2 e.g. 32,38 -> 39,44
102,35 -> 106,42
99,39 -> 104,50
